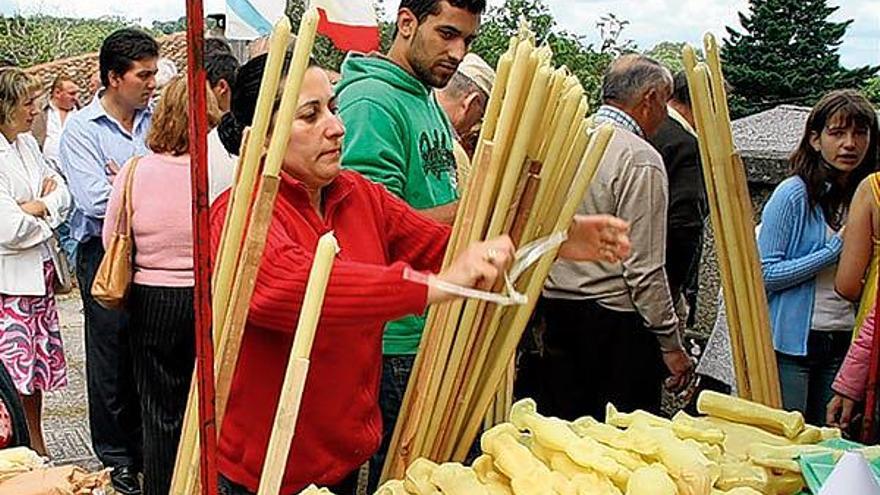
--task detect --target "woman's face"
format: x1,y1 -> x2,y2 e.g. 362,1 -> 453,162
281,67 -> 345,189
5,90 -> 39,137
810,112 -> 871,174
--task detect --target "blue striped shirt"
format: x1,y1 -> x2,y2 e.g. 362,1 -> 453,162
59,92 -> 152,242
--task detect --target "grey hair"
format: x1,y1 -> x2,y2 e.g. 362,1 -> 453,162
601,54 -> 672,107
443,71 -> 488,102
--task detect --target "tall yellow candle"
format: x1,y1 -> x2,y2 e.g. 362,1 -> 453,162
257,232 -> 339,495
214,18 -> 291,332
263,8 -> 319,177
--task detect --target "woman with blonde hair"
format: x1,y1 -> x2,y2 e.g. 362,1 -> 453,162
0,67 -> 72,455
104,76 -> 221,495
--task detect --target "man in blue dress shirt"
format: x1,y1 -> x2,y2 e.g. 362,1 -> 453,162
59,29 -> 158,495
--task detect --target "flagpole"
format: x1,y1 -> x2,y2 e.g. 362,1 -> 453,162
184,1 -> 219,494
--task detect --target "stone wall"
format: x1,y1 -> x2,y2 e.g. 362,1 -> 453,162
24,32 -> 187,104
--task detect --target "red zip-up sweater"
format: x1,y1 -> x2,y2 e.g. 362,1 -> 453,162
210,170 -> 450,493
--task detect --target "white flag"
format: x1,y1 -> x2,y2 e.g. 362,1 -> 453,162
226,0 -> 286,40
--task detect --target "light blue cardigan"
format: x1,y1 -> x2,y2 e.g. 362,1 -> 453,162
758,176 -> 844,356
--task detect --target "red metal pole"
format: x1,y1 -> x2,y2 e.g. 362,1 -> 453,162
863,269 -> 880,443
184,1 -> 219,493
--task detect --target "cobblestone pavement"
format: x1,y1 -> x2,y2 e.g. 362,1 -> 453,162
45,289 -> 101,471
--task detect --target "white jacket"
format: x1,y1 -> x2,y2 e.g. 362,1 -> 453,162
0,132 -> 71,295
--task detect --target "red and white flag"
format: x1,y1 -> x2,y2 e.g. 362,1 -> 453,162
311,0 -> 380,53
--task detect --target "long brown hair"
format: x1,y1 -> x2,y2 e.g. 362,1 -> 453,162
791,89 -> 879,229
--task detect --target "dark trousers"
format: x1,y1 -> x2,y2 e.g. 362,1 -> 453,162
218,471 -> 359,495
75,237 -> 142,469
538,297 -> 665,421
367,354 -> 415,492
128,284 -> 195,495
778,331 -> 851,425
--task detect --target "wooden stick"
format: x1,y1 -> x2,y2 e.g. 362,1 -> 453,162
257,232 -> 338,495
453,126 -> 614,459
170,20 -> 290,495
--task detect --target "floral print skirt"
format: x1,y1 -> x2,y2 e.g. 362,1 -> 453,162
0,260 -> 67,395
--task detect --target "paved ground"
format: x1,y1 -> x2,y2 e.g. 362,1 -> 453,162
44,288 -> 101,471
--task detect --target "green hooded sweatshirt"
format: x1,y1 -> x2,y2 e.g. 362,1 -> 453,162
337,54 -> 459,356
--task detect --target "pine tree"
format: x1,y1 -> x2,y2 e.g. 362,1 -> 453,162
722,0 -> 877,117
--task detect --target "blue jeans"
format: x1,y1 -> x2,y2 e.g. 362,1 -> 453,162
777,331 -> 851,425
368,354 -> 415,492
55,220 -> 77,270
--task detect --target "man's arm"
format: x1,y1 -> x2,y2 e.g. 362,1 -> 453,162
617,161 -> 682,352
58,120 -> 112,219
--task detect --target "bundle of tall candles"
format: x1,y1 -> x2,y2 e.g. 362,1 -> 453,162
381,22 -> 617,481
170,11 -> 322,495
682,35 -> 781,408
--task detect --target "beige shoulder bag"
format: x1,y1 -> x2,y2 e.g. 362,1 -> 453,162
91,157 -> 140,310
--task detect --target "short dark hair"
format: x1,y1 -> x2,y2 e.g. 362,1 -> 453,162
206,52 -> 240,89
205,37 -> 233,57
99,28 -> 159,87
399,0 -> 487,23
671,71 -> 690,105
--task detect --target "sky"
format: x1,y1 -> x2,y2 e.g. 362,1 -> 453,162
1,0 -> 877,68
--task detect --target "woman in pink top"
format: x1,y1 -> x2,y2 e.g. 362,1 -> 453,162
828,172 -> 880,432
103,77 -> 221,495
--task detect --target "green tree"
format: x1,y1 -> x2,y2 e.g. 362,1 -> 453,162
644,41 -> 689,73
0,14 -> 130,67
722,0 -> 878,117
470,0 -> 611,108
863,77 -> 880,106
151,16 -> 186,35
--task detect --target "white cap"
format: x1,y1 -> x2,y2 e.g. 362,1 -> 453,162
457,53 -> 495,97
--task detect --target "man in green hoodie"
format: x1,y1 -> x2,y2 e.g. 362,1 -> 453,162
335,0 -> 486,487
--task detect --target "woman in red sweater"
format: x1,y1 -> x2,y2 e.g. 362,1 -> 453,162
212,55 -> 631,495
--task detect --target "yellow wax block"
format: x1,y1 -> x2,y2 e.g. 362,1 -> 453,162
405,458 -> 440,495
673,411 -> 726,446
625,465 -> 677,495
606,403 -> 672,429
697,391 -> 804,439
510,399 -> 580,452
263,8 -> 319,177
430,463 -> 489,495
375,480 -> 409,495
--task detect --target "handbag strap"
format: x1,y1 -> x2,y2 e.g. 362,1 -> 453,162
112,157 -> 141,236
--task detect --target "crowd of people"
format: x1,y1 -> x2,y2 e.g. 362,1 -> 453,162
0,0 -> 876,494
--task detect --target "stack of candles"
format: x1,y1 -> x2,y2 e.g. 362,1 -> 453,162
682,34 -> 782,408
171,10 -> 321,495
382,22 -> 616,481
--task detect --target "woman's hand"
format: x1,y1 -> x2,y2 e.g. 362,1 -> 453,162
558,214 -> 631,263
826,393 -> 858,429
19,200 -> 48,218
428,236 -> 515,305
41,177 -> 57,197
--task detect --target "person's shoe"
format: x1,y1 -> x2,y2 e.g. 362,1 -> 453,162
110,466 -> 142,495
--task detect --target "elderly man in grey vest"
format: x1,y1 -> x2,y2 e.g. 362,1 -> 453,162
539,54 -> 694,420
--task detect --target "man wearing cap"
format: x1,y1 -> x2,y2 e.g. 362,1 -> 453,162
335,0 -> 487,488
437,52 -> 495,155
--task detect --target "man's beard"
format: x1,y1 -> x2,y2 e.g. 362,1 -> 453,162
408,31 -> 457,89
